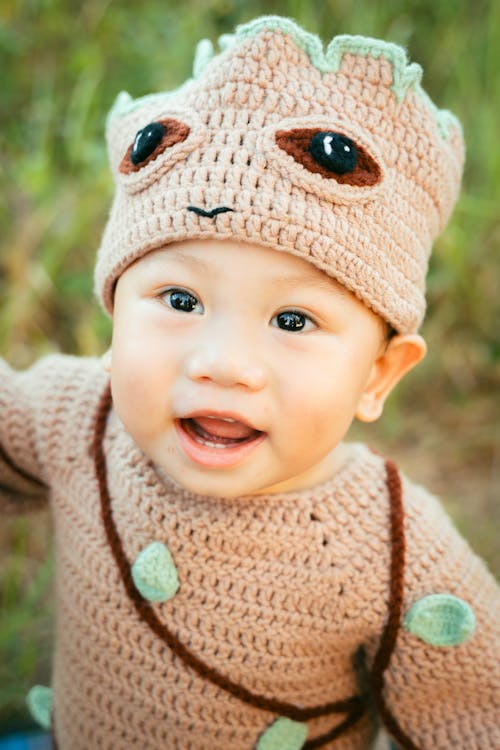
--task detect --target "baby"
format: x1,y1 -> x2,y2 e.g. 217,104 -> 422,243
1,15 -> 499,750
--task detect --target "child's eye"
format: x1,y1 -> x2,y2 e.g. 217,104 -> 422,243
160,288 -> 204,314
272,310 -> 316,332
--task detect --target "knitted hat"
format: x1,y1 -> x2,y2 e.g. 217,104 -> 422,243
94,15 -> 464,333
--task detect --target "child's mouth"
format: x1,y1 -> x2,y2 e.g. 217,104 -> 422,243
175,416 -> 266,468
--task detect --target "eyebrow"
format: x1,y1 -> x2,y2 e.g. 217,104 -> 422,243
160,249 -> 352,298
271,273 -> 352,298
163,249 -> 211,272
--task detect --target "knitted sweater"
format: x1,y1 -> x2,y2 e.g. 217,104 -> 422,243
1,354 -> 498,750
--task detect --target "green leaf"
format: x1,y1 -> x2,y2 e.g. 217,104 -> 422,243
404,594 -> 476,647
26,685 -> 53,730
256,717 -> 308,750
131,541 -> 180,603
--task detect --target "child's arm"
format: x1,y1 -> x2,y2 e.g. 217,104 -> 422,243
0,357 -> 50,512
371,479 -> 500,750
0,354 -> 105,512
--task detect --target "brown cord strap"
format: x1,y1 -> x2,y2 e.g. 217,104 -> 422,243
368,460 -> 422,750
92,382 -> 367,726
303,699 -> 367,748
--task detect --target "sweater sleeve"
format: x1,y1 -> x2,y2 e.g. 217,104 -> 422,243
376,478 -> 500,750
0,354 -> 105,513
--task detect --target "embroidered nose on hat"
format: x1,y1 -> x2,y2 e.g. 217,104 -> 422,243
187,205 -> 234,218
95,15 -> 464,334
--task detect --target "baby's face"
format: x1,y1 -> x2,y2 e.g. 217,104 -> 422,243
109,239 -> 387,498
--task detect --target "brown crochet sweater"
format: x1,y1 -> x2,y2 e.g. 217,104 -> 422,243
1,354 -> 499,750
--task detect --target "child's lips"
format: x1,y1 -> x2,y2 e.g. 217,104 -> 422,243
174,416 -> 267,468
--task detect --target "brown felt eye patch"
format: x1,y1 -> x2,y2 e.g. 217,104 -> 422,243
119,118 -> 190,174
275,128 -> 381,186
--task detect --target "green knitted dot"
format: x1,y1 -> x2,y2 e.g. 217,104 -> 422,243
404,594 -> 476,647
131,541 -> 180,602
256,717 -> 308,750
26,685 -> 53,730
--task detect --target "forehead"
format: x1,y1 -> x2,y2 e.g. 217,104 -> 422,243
127,239 -> 352,295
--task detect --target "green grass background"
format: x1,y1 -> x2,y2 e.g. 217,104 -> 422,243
1,0 -> 499,733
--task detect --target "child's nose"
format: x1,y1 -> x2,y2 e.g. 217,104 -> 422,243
184,336 -> 267,390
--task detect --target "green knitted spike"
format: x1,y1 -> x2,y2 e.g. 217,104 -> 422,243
234,15 -> 325,70
404,594 -> 476,647
256,717 -> 308,750
415,87 -> 462,139
106,90 -> 134,124
193,39 -> 214,78
324,35 -> 422,102
26,685 -> 53,730
435,109 -> 461,139
131,541 -> 180,603
218,33 -> 236,52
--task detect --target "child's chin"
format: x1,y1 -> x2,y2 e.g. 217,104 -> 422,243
152,462 -> 260,499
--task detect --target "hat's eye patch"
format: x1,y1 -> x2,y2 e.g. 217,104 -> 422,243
120,118 -> 190,174
275,128 -> 381,186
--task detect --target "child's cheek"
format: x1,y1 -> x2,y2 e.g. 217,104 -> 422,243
113,302 -> 160,364
110,335 -> 164,429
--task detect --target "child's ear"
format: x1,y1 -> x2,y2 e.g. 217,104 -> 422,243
356,334 -> 427,422
101,349 -> 112,373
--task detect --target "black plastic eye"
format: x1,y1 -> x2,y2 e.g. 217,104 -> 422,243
275,128 -> 381,186
120,118 -> 191,175
309,132 -> 357,174
130,122 -> 166,165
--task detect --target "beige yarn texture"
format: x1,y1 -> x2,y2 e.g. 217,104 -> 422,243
95,21 -> 464,333
1,355 -> 499,749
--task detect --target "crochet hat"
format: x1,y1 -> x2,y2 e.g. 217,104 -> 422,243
94,15 -> 464,333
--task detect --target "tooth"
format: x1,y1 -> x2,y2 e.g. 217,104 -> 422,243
198,437 -> 227,448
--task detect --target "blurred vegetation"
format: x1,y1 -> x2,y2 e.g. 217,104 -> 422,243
0,0 -> 499,733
